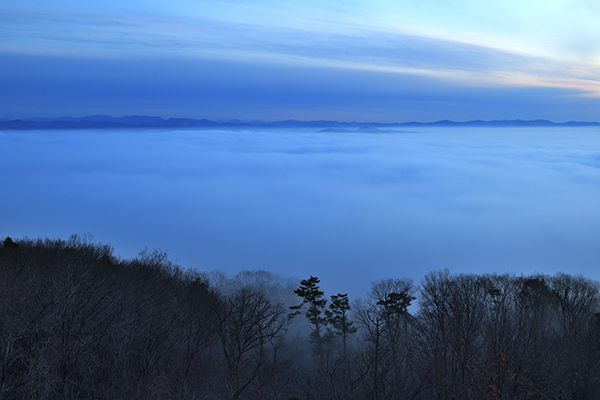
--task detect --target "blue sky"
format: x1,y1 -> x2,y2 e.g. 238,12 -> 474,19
2,0 -> 600,121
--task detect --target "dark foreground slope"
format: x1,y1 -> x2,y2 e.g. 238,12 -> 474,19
0,236 -> 222,399
2,236 -> 600,400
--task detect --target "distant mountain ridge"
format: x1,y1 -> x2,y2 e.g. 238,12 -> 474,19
1,115 -> 599,130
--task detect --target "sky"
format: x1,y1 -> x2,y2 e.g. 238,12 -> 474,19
1,127 -> 600,299
1,0 -> 600,121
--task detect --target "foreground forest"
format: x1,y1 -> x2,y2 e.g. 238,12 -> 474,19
1,236 -> 599,400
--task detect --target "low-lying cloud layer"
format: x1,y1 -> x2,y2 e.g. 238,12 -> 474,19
2,127 -> 600,297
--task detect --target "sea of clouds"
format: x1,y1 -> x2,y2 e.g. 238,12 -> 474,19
1,126 -> 599,298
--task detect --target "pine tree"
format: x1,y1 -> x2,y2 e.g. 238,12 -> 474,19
290,276 -> 328,354
326,293 -> 357,358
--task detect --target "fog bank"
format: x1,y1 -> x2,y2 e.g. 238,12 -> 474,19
1,126 -> 599,297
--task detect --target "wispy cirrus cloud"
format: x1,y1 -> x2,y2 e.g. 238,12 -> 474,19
2,0 -> 599,97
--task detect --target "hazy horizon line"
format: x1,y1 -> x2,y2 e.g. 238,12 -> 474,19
2,114 -> 600,127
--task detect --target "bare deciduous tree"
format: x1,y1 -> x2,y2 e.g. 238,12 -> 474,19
215,288 -> 289,400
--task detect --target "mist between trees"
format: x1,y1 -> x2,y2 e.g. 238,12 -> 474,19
2,235 -> 600,400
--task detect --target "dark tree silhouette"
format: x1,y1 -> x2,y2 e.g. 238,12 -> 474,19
290,276 -> 328,354
215,288 -> 289,400
326,293 -> 357,358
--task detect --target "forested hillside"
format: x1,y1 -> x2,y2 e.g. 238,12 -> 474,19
1,235 -> 599,400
